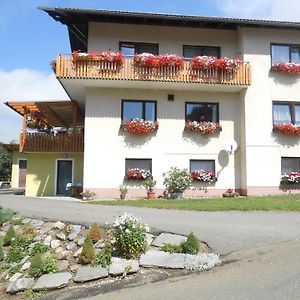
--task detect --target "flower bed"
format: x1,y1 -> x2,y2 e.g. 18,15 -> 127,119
281,172 -> 300,184
121,119 -> 158,135
189,56 -> 241,72
185,121 -> 221,136
134,53 -> 185,69
127,168 -> 152,180
272,62 -> 300,73
72,50 -> 125,67
191,170 -> 216,183
273,123 -> 300,136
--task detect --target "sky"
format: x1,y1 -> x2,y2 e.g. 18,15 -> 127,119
1,0 -> 300,143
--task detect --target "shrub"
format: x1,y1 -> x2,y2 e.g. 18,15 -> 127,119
181,232 -> 199,255
222,188 -> 240,198
3,225 -> 16,246
0,209 -> 4,227
0,243 -> 4,261
91,250 -> 111,268
89,223 -> 101,243
29,254 -> 44,278
30,242 -> 49,256
42,257 -> 58,274
2,208 -> 14,222
161,243 -> 182,253
163,167 -> 192,193
79,235 -> 95,264
112,213 -> 149,259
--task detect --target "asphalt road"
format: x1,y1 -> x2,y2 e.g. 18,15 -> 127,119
1,194 -> 300,254
85,239 -> 300,300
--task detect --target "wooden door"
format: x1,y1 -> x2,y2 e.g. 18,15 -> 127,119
18,159 -> 27,188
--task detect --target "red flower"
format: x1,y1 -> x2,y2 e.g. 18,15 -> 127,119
122,120 -> 159,135
272,62 -> 300,73
185,121 -> 221,136
274,123 -> 300,136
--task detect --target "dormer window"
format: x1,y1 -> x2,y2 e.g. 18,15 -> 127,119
271,44 -> 300,64
120,42 -> 159,57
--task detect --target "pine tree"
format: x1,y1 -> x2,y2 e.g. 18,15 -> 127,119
79,235 -> 95,264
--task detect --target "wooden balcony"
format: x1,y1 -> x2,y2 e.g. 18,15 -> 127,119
20,131 -> 84,153
55,55 -> 252,86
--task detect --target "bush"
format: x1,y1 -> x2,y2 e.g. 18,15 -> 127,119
163,167 -> 192,193
112,213 -> 149,259
161,243 -> 182,253
30,242 -> 49,256
29,254 -> 44,278
0,209 -> 4,227
181,232 -> 199,255
223,189 -> 240,198
89,223 -> 101,243
79,235 -> 95,264
42,257 -> 58,274
3,225 -> 16,246
91,250 -> 111,268
2,208 -> 14,222
0,243 -> 4,261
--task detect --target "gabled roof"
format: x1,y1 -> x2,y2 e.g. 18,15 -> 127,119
39,6 -> 300,52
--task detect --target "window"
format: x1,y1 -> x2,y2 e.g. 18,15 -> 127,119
183,45 -> 220,59
273,102 -> 300,125
120,42 -> 159,56
185,102 -> 219,122
271,44 -> 300,64
125,159 -> 152,177
122,100 -> 157,121
190,160 -> 215,173
281,157 -> 300,174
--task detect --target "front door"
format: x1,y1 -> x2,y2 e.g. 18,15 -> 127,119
18,159 -> 27,188
56,160 -> 73,196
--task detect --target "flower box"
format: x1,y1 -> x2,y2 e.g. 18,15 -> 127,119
273,123 -> 300,136
121,119 -> 159,135
72,50 -> 125,67
127,168 -> 152,180
281,173 -> 300,184
191,170 -> 217,183
272,62 -> 300,74
185,121 -> 222,136
134,53 -> 185,69
26,111 -> 52,131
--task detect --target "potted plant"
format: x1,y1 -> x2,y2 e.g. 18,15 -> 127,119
80,190 -> 96,201
119,185 -> 128,200
143,179 -> 156,199
163,167 -> 192,199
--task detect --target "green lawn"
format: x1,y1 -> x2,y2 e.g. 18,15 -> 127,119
90,194 -> 300,211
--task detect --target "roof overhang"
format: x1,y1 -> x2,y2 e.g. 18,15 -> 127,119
39,7 -> 300,52
2,144 -> 19,153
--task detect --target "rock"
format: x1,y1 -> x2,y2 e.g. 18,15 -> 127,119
43,236 -> 52,246
53,221 -> 65,230
33,236 -> 42,242
152,233 -> 187,247
0,270 -> 9,281
66,241 -> 76,251
94,240 -> 104,249
74,247 -> 82,258
70,264 -> 80,273
6,278 -> 35,294
1,225 -> 9,232
145,233 -> 155,247
56,232 -> 66,241
51,240 -> 61,249
32,272 -> 72,291
139,250 -> 185,269
56,250 -> 70,260
68,225 -> 81,241
30,219 -> 44,227
29,242 -> 37,249
22,218 -> 31,224
39,227 -> 52,235
74,266 -> 108,283
58,260 -> 69,272
21,262 -> 31,271
9,273 -> 23,282
77,237 -> 85,246
109,258 -> 139,276
20,255 -> 30,265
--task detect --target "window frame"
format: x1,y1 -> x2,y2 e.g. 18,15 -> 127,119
271,43 -> 300,65
272,101 -> 300,125
121,100 -> 157,121
185,102 -> 220,123
125,158 -> 152,177
119,41 -> 159,55
281,157 -> 300,175
189,159 -> 216,173
183,45 -> 221,59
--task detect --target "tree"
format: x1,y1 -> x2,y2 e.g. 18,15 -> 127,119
0,143 -> 12,181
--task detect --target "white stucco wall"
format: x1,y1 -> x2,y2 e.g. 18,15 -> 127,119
83,88 -> 240,196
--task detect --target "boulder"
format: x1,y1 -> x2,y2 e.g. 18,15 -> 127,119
108,258 -> 139,276
58,260 -> 69,272
152,233 -> 187,247
43,236 -> 52,246
51,240 -> 61,249
21,262 -> 31,271
68,225 -> 81,241
77,237 -> 85,246
56,232 -> 66,241
39,227 -> 52,235
9,273 -> 23,282
30,219 -> 44,228
73,247 -> 83,258
93,240 -> 104,249
66,241 -> 76,251
74,266 -> 108,283
53,221 -> 65,230
6,278 -> 35,294
32,272 -> 72,291
145,233 -> 155,247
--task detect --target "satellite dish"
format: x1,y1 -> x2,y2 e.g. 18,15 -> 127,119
223,139 -> 238,154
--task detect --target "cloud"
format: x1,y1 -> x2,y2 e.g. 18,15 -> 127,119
217,0 -> 300,21
0,69 -> 68,143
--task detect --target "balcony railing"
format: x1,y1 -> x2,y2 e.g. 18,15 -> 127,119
20,131 -> 84,153
54,55 -> 252,86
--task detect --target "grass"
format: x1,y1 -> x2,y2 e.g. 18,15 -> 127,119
90,194 -> 300,211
